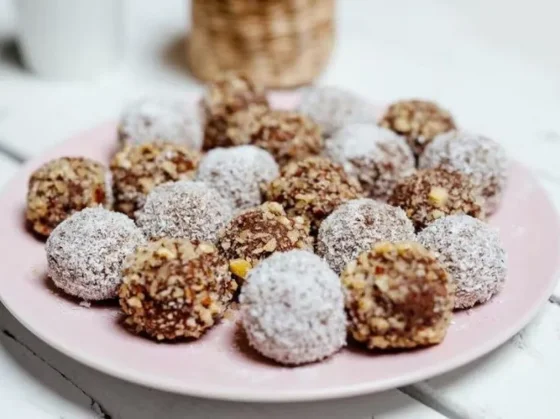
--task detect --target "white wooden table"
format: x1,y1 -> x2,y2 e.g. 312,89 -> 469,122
1,1 -> 559,418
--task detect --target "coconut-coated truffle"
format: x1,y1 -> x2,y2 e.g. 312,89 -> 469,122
325,124 -> 415,200
46,207 -> 145,301
317,199 -> 416,274
196,145 -> 279,211
264,157 -> 364,231
135,180 -> 232,243
388,168 -> 483,231
26,157 -> 112,237
118,96 -> 203,150
297,86 -> 377,138
110,142 -> 200,218
418,214 -> 507,309
341,241 -> 454,349
219,202 -> 313,281
240,250 -> 346,365
380,99 -> 456,158
419,130 -> 508,215
119,238 -> 237,340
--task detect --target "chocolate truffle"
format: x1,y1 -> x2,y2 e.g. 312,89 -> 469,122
317,199 -> 416,274
297,86 -> 377,138
419,130 -> 508,215
418,214 -> 507,309
219,202 -> 313,281
196,145 -> 279,211
380,99 -> 456,157
240,250 -> 346,365
341,241 -> 454,349
202,73 -> 269,150
118,96 -> 203,150
242,110 -> 324,166
46,207 -> 145,301
110,142 -> 200,218
26,157 -> 112,236
135,180 -> 232,243
120,238 -> 237,340
325,124 -> 415,200
388,168 -> 483,231
264,157 -> 364,231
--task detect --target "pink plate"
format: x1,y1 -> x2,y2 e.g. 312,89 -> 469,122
0,95 -> 559,402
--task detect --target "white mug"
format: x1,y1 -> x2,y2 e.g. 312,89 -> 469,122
15,0 -> 124,80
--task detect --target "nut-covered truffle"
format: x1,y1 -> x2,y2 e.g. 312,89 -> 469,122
317,199 -> 416,274
135,180 -> 232,243
240,250 -> 346,365
325,124 -> 415,200
46,207 -> 145,301
118,96 -> 203,150
419,130 -> 508,215
196,145 -> 279,211
418,214 -> 507,309
297,86 -> 377,138
110,142 -> 200,218
218,202 -> 313,280
119,238 -> 237,340
342,241 -> 454,349
380,99 -> 456,158
26,157 -> 112,236
202,73 -> 269,150
388,168 -> 483,231
264,157 -> 364,231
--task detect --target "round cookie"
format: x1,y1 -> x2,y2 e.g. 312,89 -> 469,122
325,123 -> 415,200
240,250 -> 346,365
111,142 -> 200,218
419,130 -> 508,215
317,199 -> 416,274
418,214 -> 507,309
135,180 -> 232,243
26,157 -> 112,237
119,238 -> 237,340
46,207 -> 145,301
341,241 -> 454,349
196,145 -> 279,211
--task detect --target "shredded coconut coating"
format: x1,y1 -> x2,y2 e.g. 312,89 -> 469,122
135,180 -> 233,243
419,130 -> 509,215
297,86 -> 377,138
218,202 -> 313,280
342,241 -> 454,349
264,157 -> 364,231
325,124 -> 415,200
118,96 -> 203,150
110,142 -> 200,218
380,99 -> 456,158
46,207 -> 145,301
418,214 -> 507,309
388,168 -> 483,231
27,157 -> 112,236
317,199 -> 416,274
240,250 -> 346,365
119,238 -> 237,340
196,145 -> 279,211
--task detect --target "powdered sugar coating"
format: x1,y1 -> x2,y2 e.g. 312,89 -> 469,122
196,146 -> 279,211
135,180 -> 233,243
118,96 -> 203,150
46,207 -> 145,301
240,250 -> 346,365
297,86 -> 377,137
419,131 -> 508,215
418,214 -> 507,309
317,199 -> 416,274
325,124 -> 415,200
